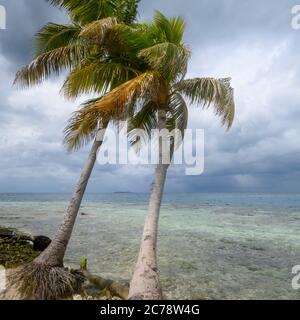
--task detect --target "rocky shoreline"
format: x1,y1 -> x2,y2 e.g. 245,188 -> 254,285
0,226 -> 129,300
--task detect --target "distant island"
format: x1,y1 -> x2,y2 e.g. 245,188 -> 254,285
113,192 -> 135,194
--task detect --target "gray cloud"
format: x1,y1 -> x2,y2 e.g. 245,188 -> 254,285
0,0 -> 66,68
0,0 -> 299,193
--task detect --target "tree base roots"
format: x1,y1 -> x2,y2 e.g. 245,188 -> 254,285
5,262 -> 84,300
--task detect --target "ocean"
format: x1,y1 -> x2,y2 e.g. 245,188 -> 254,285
0,193 -> 300,300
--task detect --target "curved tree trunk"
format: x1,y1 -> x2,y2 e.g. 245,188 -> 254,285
34,122 -> 109,267
128,110 -> 170,300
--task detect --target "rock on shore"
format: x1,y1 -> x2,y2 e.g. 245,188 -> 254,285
0,226 -> 51,268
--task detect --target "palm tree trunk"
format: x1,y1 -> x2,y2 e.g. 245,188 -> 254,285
35,121 -> 109,267
128,110 -> 170,300
7,122 -> 109,300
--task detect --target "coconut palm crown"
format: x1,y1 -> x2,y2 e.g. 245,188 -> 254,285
63,11 -> 234,151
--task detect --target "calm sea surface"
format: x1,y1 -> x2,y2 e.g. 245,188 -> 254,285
1,193 -> 300,300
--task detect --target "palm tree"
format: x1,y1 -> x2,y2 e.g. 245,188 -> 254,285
127,13 -> 235,300
8,0 -> 142,300
75,11 -> 235,299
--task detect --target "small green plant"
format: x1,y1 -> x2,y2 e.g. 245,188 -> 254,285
80,258 -> 88,271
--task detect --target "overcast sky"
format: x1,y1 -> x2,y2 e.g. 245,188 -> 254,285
0,0 -> 299,193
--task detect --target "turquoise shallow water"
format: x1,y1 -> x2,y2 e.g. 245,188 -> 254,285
1,193 -> 300,300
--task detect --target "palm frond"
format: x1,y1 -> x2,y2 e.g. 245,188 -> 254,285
138,42 -> 190,81
64,97 -> 104,152
175,77 -> 235,129
127,100 -> 157,148
79,17 -> 117,43
115,0 -> 140,24
48,0 -> 116,25
48,0 -> 86,10
14,45 -> 88,87
166,92 -> 188,137
100,23 -> 154,65
35,23 -> 82,55
153,11 -> 185,45
93,71 -> 166,117
48,0 -> 140,25
62,58 -> 140,98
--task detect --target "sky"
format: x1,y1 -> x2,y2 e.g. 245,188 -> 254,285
0,0 -> 299,193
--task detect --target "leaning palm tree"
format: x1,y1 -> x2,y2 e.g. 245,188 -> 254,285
73,11 -> 235,299
8,0 -> 142,300
127,13 -> 235,300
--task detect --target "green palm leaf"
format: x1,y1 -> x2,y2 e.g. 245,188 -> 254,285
14,45 -> 88,87
127,100 -> 157,148
62,58 -> 140,98
48,0 -> 140,25
138,42 -> 190,81
64,97 -> 104,152
166,92 -> 188,136
36,23 -> 82,55
153,11 -> 185,45
175,77 -> 235,129
48,0 -> 116,24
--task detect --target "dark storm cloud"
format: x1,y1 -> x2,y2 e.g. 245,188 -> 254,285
140,0 -> 295,45
0,0 -> 66,67
0,0 -> 300,193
